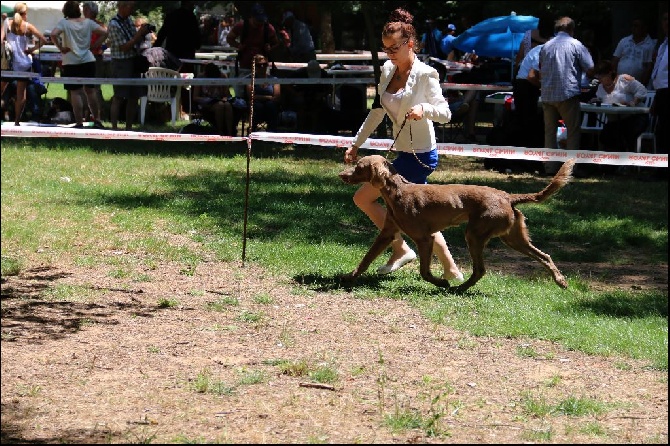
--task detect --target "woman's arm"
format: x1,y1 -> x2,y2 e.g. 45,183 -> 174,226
27,23 -> 47,52
351,107 -> 386,148
91,22 -> 108,51
421,69 -> 451,124
271,82 -> 280,101
620,75 -> 647,106
49,26 -> 67,53
351,67 -> 390,148
628,79 -> 647,106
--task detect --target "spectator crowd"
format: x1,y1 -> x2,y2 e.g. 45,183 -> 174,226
1,1 -> 667,173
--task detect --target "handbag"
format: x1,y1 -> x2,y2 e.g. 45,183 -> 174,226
133,53 -> 150,75
1,40 -> 14,71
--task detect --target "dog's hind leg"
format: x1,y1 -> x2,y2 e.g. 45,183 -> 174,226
454,224 -> 498,292
499,209 -> 568,288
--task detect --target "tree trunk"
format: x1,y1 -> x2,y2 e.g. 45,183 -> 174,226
320,8 -> 335,53
362,1 -> 385,137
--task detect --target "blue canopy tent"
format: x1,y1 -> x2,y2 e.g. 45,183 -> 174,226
452,13 -> 539,82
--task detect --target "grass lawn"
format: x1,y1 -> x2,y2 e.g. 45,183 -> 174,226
1,136 -> 667,370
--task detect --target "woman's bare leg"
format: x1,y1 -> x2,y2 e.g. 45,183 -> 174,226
212,101 -> 234,135
84,86 -> 101,122
432,231 -> 463,280
14,80 -> 27,125
70,88 -> 85,126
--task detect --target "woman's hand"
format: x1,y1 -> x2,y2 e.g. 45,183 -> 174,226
405,104 -> 424,121
344,145 -> 358,164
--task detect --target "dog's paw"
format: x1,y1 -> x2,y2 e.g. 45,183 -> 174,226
450,284 -> 470,294
338,273 -> 357,286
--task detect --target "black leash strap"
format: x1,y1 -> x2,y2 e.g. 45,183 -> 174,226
387,116 -> 432,171
386,116 -> 408,156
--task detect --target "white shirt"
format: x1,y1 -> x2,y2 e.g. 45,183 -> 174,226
613,34 -> 656,80
381,89 -> 405,122
595,75 -> 647,105
651,38 -> 668,90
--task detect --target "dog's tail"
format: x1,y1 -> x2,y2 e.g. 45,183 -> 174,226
510,159 -> 575,206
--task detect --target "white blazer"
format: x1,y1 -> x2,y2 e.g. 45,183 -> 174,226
352,58 -> 451,152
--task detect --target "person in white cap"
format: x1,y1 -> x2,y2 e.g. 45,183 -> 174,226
281,10 -> 315,63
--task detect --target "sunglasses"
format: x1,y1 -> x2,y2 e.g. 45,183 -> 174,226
381,39 -> 408,54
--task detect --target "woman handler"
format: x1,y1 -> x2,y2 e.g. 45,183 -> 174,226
344,7 -> 463,282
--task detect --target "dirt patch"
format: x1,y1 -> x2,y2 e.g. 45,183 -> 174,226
1,259 -> 667,444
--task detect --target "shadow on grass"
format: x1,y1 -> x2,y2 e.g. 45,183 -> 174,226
293,271 -> 393,293
0,408 -> 144,444
10,137 -> 668,265
293,270 -> 468,298
61,162 -> 668,264
572,291 -> 668,319
1,265 -> 161,344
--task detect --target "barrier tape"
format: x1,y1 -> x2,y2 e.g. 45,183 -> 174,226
0,124 -> 245,142
1,124 -> 666,168
250,131 -> 667,168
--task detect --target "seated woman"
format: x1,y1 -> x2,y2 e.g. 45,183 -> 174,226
244,54 -> 280,132
592,60 -> 649,153
192,63 -> 234,136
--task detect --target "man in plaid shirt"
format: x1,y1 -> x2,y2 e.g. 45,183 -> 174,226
107,1 -> 152,130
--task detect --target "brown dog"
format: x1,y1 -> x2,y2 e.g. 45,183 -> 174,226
339,155 -> 575,292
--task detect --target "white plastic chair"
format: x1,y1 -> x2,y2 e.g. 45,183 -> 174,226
636,91 -> 656,153
580,110 -> 607,134
140,67 -> 181,125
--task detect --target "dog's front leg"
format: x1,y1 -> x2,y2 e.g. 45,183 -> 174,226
345,225 -> 398,282
414,236 -> 451,288
349,230 -> 397,278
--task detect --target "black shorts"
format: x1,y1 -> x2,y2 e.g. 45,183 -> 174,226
61,61 -> 97,90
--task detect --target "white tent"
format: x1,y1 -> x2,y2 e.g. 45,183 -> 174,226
2,1 -> 64,33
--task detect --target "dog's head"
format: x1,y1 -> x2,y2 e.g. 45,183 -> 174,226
338,155 -> 395,189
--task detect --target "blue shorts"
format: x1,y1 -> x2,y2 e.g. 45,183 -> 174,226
391,149 -> 438,184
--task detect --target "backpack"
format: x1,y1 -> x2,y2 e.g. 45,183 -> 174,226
235,19 -> 271,76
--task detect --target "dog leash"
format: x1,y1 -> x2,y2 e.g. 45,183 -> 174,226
387,116 -> 433,171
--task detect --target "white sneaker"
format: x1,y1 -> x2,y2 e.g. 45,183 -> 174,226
377,250 -> 417,275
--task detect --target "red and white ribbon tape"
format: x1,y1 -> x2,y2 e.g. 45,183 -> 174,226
251,131 -> 667,168
2,124 -> 666,168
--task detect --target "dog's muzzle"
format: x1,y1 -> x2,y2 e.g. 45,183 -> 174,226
339,169 -> 354,184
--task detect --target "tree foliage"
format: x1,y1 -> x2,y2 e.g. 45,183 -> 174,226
92,1 -> 664,57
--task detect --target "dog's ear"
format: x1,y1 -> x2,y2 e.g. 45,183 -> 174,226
369,160 -> 390,188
